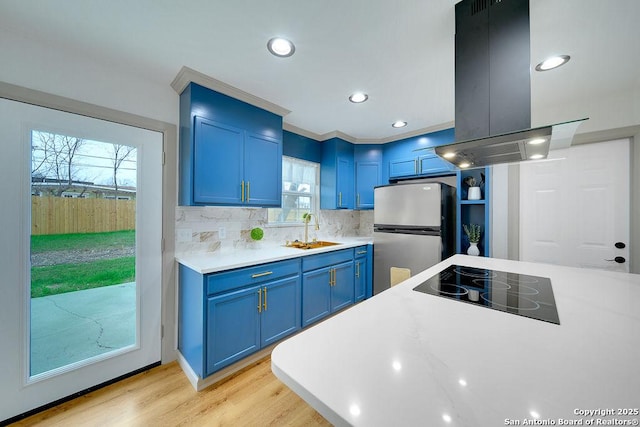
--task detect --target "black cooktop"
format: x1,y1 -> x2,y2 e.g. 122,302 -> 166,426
413,265 -> 560,325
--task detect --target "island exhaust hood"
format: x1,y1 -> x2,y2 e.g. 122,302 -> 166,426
435,0 -> 586,169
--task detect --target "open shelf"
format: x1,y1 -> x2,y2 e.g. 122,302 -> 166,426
456,168 -> 490,257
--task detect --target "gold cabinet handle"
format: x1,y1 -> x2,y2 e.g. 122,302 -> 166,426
357,193 -> 360,208
257,288 -> 262,313
241,180 -> 245,202
328,269 -> 333,286
247,181 -> 250,202
356,250 -> 367,255
356,261 -> 360,278
251,271 -> 273,278
338,192 -> 342,207
263,287 -> 267,311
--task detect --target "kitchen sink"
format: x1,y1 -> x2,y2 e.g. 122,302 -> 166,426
285,240 -> 341,250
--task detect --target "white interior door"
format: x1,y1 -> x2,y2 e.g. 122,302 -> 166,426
520,139 -> 630,272
0,98 -> 162,421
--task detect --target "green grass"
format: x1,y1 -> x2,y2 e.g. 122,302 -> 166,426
30,230 -> 135,253
31,231 -> 136,297
31,257 -> 135,298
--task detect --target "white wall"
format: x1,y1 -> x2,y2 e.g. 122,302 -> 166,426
0,27 -> 177,125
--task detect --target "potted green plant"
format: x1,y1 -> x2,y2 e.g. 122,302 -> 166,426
463,224 -> 481,256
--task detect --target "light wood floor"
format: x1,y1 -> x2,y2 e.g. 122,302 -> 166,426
11,356 -> 331,426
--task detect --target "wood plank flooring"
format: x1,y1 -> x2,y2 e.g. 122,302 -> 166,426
11,356 -> 330,426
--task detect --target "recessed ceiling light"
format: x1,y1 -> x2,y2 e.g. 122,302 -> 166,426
349,92 -> 368,103
528,138 -> 546,145
392,121 -> 407,128
529,154 -> 545,160
459,162 -> 471,168
267,37 -> 295,57
535,55 -> 570,71
442,152 -> 456,159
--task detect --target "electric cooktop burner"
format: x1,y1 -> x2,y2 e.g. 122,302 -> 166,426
413,265 -> 560,324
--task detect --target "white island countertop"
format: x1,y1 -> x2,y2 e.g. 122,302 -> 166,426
175,238 -> 371,274
271,255 -> 640,427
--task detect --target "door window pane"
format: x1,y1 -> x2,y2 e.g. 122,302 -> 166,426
30,130 -> 137,376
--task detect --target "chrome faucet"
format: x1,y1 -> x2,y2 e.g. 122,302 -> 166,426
303,212 -> 319,244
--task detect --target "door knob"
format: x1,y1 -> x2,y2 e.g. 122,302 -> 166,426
605,256 -> 626,263
614,242 -> 626,249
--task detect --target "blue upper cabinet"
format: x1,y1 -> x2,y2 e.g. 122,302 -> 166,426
179,83 -> 283,206
193,117 -> 244,204
244,132 -> 282,206
382,128 -> 456,183
321,138 -> 354,209
354,144 -> 382,210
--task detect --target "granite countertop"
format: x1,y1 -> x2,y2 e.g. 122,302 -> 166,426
175,237 -> 372,274
271,254 -> 640,427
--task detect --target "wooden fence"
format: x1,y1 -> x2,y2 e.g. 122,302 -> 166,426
31,196 -> 136,235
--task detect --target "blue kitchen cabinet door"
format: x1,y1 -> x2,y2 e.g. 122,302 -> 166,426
302,267 -> 332,327
193,117 -> 244,205
244,132 -> 282,207
389,157 -> 418,178
418,153 -> 455,175
331,261 -> 354,311
321,138 -> 355,210
206,286 -> 261,375
355,161 -> 379,210
354,247 -> 368,302
260,275 -> 301,347
336,156 -> 354,209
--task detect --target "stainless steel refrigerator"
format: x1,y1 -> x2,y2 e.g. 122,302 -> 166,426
373,182 -> 456,295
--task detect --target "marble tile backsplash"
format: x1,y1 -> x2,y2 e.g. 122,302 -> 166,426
176,206 -> 374,254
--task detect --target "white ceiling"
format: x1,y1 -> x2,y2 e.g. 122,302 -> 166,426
1,0 -> 639,142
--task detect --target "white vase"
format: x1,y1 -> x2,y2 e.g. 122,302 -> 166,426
467,242 -> 480,256
467,187 -> 481,200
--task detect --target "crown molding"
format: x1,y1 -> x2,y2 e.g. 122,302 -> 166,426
282,122 -> 322,140
171,66 -> 291,117
282,121 -> 456,144
172,66 -> 455,144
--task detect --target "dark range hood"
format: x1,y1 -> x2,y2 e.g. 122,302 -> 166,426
437,0 -> 586,169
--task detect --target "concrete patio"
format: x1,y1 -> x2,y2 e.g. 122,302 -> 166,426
30,282 -> 136,375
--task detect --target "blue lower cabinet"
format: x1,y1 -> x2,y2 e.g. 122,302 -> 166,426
302,249 -> 355,327
331,261 -> 355,311
260,276 -> 301,347
302,267 -> 332,327
207,286 -> 261,374
179,259 -> 301,378
179,247 -> 373,378
206,275 -> 301,375
354,246 -> 369,302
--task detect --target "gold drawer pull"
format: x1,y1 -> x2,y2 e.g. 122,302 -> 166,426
252,271 -> 273,278
241,180 -> 245,202
263,287 -> 267,311
356,250 -> 367,255
247,181 -> 250,202
257,288 -> 262,313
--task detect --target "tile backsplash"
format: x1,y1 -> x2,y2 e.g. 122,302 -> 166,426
176,206 -> 374,254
